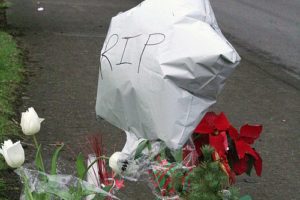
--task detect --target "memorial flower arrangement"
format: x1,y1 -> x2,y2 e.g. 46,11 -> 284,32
0,108 -> 262,200
140,112 -> 263,200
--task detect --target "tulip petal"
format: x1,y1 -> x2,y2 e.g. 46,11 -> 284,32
3,140 -> 13,149
5,141 -> 25,168
20,107 -> 43,135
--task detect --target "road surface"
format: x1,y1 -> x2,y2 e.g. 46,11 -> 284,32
211,0 -> 300,78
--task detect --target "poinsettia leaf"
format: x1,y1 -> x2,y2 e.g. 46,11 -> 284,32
193,134 -> 209,155
235,140 -> 258,160
214,112 -> 231,130
233,156 -> 249,175
51,144 -> 64,175
253,150 -> 263,176
240,124 -> 263,144
76,153 -> 87,179
194,112 -> 216,133
228,126 -> 239,141
209,134 -> 226,158
239,136 -> 256,144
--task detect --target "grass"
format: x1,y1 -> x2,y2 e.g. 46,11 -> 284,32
0,31 -> 23,199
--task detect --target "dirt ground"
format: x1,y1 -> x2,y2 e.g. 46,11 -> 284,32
5,0 -> 300,199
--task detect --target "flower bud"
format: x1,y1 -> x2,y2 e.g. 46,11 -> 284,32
109,152 -> 123,174
20,107 -> 44,135
0,140 -> 25,168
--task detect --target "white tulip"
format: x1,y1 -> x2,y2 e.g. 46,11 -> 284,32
0,140 -> 25,168
109,152 -> 124,174
109,152 -> 141,178
20,107 -> 44,135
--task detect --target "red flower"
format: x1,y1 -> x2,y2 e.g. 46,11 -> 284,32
194,112 -> 230,158
240,124 -> 263,144
115,179 -> 125,190
231,124 -> 263,176
194,112 -> 263,178
212,151 -> 236,184
232,155 -> 249,175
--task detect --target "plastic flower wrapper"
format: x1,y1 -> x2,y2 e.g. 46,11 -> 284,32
15,167 -> 119,200
96,0 -> 240,151
85,136 -> 126,199
109,134 -> 163,181
144,139 -> 199,199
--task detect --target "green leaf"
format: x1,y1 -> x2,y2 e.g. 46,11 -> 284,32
246,156 -> 255,176
32,192 -> 48,200
50,144 -> 64,175
134,140 -> 150,159
35,144 -> 45,172
164,148 -> 176,163
24,185 -> 34,200
172,149 -> 183,162
240,195 -> 252,200
76,153 -> 87,179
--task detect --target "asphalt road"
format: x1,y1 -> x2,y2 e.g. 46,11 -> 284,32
210,0 -> 300,78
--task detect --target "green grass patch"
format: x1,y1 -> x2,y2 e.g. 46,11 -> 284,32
0,31 -> 23,163
0,2 -> 11,9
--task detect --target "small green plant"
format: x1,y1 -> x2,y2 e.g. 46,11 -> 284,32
171,145 -> 240,200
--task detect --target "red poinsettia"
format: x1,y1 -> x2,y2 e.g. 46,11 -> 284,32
194,112 -> 230,158
193,112 -> 263,179
229,124 -> 263,176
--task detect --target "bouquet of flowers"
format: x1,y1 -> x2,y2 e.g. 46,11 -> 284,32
145,112 -> 263,200
0,108 -> 262,200
0,107 -> 119,200
106,112 -> 262,200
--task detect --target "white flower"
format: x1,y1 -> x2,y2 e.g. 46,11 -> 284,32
109,151 -> 140,177
0,140 -> 25,168
109,152 -> 124,174
20,107 -> 44,135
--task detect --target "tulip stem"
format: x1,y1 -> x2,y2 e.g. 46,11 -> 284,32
20,169 -> 34,200
32,134 -> 39,148
33,135 -> 46,172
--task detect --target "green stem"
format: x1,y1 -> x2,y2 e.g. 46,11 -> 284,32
21,169 -> 35,200
33,135 -> 45,172
81,156 -> 109,180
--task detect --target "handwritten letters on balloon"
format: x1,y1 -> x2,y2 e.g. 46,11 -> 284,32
100,33 -> 166,79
